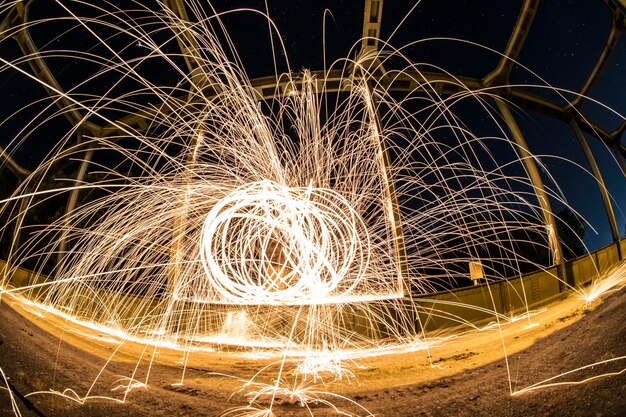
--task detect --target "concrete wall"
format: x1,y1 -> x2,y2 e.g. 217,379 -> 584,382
596,244 -> 619,275
2,239 -> 625,336
415,240 -> 624,332
414,266 -> 563,332
0,259 -> 49,297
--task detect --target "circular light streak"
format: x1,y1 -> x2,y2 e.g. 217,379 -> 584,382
200,180 -> 370,305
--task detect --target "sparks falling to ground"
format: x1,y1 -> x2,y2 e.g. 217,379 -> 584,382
0,1 -> 625,416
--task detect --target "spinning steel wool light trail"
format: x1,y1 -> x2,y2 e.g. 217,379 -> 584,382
0,1 -> 624,416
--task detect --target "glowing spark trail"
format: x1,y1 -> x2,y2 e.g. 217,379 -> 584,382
199,179 -> 375,305
0,1 -> 624,416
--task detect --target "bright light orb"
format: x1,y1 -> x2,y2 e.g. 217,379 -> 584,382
200,180 -> 370,305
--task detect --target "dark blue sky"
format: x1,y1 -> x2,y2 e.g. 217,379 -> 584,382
0,0 -> 624,250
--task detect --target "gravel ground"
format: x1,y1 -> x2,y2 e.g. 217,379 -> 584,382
0,285 -> 624,417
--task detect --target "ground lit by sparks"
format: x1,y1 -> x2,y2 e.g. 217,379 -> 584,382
0,1 -> 624,416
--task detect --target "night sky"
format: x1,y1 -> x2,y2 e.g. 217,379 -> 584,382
0,0 -> 624,251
